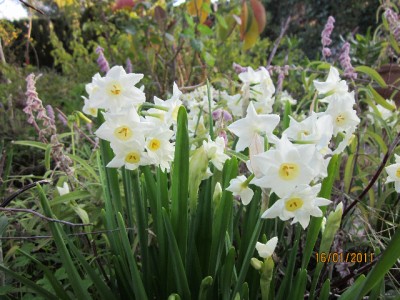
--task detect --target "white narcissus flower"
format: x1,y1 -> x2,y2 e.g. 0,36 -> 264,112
261,184 -> 331,229
107,141 -> 150,170
82,96 -> 98,117
148,82 -> 183,126
324,93 -> 360,136
228,101 -> 280,152
284,113 -> 333,151
251,136 -> 319,197
332,131 -> 355,155
145,123 -> 175,172
82,73 -> 102,116
188,113 -> 206,137
368,99 -> 397,126
313,66 -> 348,102
385,154 -> 400,192
226,175 -> 254,205
252,97 -> 275,115
85,73 -> 102,96
95,107 -> 147,149
202,136 -> 230,171
57,182 -> 70,196
239,67 -> 276,101
222,92 -> 242,117
88,66 -> 145,113
256,237 -> 278,259
279,90 -> 297,105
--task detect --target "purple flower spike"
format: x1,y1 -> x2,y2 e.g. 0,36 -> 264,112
233,62 -> 248,74
95,46 -> 110,73
339,42 -> 357,80
219,130 -> 228,146
212,109 -> 222,120
222,110 -> 232,122
321,16 -> 335,59
126,58 -> 133,74
385,8 -> 400,42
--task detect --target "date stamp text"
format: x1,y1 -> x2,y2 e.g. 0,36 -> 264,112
315,252 -> 374,263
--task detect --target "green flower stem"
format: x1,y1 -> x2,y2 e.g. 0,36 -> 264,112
309,204 -> 342,300
139,102 -> 169,112
207,79 -> 214,140
260,257 -> 274,300
225,149 -> 249,163
70,123 -> 76,170
244,173 -> 255,186
140,111 -> 164,119
129,169 -> 150,290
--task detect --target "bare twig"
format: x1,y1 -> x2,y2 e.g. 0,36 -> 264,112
0,207 -> 92,227
342,130 -> 400,219
179,82 -> 206,91
18,0 -> 45,15
267,16 -> 291,68
24,10 -> 33,65
55,108 -> 97,147
0,228 -> 137,240
0,38 -> 6,65
0,179 -> 50,208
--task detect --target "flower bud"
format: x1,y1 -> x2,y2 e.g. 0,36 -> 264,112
212,109 -> 222,120
251,258 -> 263,270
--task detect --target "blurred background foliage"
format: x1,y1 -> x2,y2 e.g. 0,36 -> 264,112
263,0 -> 380,58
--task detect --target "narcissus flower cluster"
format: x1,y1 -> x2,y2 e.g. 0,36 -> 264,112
83,66 -> 175,171
226,66 -> 360,229
83,63 -> 361,230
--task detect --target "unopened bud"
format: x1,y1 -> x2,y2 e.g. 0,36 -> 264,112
251,258 -> 263,270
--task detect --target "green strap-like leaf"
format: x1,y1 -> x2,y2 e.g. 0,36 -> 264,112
198,276 -> 213,300
171,106 -> 190,261
13,140 -> 47,150
162,209 -> 191,299
16,249 -> 70,300
0,264 -> 57,299
115,213 -> 148,300
355,66 -> 387,88
338,275 -> 366,300
302,155 -> 340,269
367,85 -> 396,111
319,279 -> 330,300
354,227 -> 400,299
208,158 -> 238,277
37,184 -> 92,300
